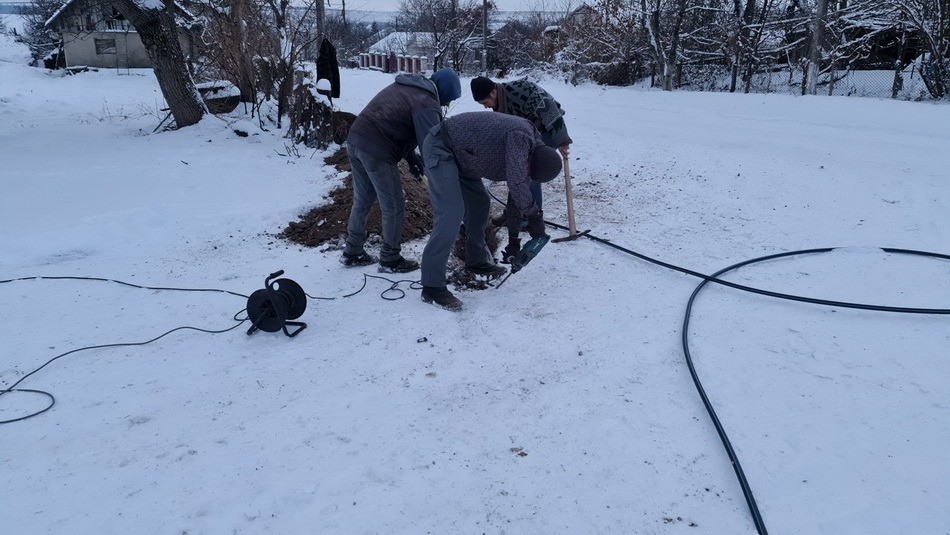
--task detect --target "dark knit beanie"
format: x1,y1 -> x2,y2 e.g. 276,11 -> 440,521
530,146 -> 563,183
429,68 -> 461,105
470,76 -> 496,101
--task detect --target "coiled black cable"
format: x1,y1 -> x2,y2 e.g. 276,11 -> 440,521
542,219 -> 950,535
343,273 -> 423,300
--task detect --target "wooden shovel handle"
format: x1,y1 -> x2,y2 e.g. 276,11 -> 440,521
563,156 -> 577,236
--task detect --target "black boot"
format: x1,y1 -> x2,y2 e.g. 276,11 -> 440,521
465,262 -> 507,280
378,256 -> 420,273
421,286 -> 463,311
340,251 -> 377,267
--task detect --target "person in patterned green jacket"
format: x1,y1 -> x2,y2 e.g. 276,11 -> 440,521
471,76 -> 573,260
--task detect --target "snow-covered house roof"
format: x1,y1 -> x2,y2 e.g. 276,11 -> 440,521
367,32 -> 434,57
461,20 -> 520,50
45,0 -> 195,28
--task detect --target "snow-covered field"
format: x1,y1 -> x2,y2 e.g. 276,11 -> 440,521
2,32 -> 950,534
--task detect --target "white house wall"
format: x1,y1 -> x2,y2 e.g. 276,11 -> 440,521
60,31 -> 190,69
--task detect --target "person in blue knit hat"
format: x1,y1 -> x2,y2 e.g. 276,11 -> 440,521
342,68 -> 461,273
430,68 -> 462,105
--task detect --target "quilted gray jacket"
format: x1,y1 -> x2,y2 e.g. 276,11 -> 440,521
346,74 -> 442,164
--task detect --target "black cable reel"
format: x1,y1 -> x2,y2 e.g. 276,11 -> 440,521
246,270 -> 307,337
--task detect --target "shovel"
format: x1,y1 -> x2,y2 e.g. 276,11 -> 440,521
552,155 -> 589,243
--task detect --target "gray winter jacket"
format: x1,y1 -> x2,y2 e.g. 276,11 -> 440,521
346,74 -> 442,164
441,112 -> 545,217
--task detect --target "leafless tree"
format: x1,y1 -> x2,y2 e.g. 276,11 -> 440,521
198,0 -> 270,102
489,16 -> 550,75
17,0 -> 64,64
111,0 -> 206,127
889,0 -> 950,97
395,0 -> 483,70
554,0 -> 648,85
323,12 -> 387,63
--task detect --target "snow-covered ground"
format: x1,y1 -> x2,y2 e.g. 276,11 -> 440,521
2,33 -> 950,534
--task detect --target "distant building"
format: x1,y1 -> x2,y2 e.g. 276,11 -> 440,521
0,1 -> 30,15
359,32 -> 435,74
44,0 -> 194,70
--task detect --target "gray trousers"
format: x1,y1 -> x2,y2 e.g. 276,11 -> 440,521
344,143 -> 405,263
421,125 -> 492,288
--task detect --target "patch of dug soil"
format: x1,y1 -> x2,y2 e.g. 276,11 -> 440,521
279,147 -> 434,248
279,148 -> 501,260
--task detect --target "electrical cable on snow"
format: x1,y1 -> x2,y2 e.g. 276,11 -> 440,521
0,275 -> 337,302
543,221 -> 950,315
489,188 -> 950,314
492,178 -> 948,533
6,209 -> 948,532
539,217 -> 950,535
0,275 -> 253,298
0,276 -> 257,425
342,273 -> 423,300
0,272 -> 393,424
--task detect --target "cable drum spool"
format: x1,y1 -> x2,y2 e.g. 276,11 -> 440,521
246,271 -> 308,337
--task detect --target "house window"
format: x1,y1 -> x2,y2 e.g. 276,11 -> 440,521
104,7 -> 128,31
95,39 -> 117,55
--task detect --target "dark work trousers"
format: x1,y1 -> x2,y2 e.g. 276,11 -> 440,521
420,124 -> 492,288
344,143 -> 405,263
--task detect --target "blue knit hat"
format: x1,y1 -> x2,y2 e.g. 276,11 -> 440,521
429,68 -> 461,105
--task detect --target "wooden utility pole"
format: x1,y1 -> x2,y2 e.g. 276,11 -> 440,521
316,0 -> 326,44
481,0 -> 488,73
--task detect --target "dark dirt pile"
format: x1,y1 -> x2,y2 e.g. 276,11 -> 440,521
279,148 -> 500,261
279,148 -> 435,248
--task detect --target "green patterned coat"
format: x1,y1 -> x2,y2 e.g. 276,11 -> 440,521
499,80 -> 572,149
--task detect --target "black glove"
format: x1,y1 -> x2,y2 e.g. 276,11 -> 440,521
405,151 -> 424,180
408,161 -> 424,180
526,213 -> 546,239
502,237 -> 521,263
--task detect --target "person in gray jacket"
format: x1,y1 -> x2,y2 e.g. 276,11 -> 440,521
341,68 -> 461,273
470,77 -> 573,260
419,112 -> 563,310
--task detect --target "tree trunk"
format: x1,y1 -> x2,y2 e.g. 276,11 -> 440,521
233,0 -> 257,102
805,0 -> 829,95
267,0 -> 292,128
664,0 -> 687,91
113,0 -> 205,127
739,0 -> 755,93
642,0 -> 669,89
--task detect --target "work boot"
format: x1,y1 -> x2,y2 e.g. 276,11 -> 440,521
340,251 -> 377,267
378,256 -> 420,274
421,286 -> 463,311
465,262 -> 507,280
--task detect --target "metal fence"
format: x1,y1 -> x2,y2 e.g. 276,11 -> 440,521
673,62 -> 934,101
